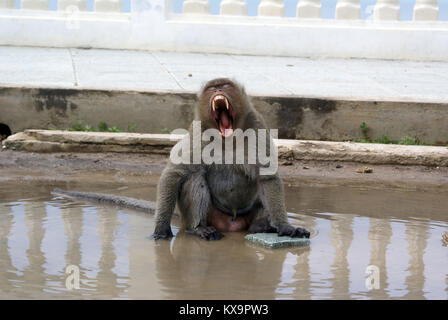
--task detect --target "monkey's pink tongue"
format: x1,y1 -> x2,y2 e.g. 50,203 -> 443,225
219,112 -> 233,137
220,112 -> 230,128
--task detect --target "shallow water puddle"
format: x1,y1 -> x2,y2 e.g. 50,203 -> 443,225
0,181 -> 447,299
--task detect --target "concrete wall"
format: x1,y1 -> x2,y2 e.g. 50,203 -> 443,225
1,86 -> 447,144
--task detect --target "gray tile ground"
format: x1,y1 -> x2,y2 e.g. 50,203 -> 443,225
0,46 -> 74,87
0,46 -> 447,102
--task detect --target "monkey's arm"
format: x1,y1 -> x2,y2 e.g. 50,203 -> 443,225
258,174 -> 288,227
153,163 -> 187,239
259,174 -> 310,238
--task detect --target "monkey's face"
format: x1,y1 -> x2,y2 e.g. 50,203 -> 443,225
199,79 -> 246,138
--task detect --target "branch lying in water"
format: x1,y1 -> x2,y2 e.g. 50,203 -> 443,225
52,188 -> 157,214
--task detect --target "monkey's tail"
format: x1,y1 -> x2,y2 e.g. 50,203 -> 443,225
52,188 -> 156,214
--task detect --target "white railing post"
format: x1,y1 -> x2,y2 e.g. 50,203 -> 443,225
220,0 -> 248,15
297,0 -> 321,18
0,0 -> 15,9
183,0 -> 209,14
413,0 -> 439,21
21,0 -> 49,10
258,0 -> 285,16
374,0 -> 399,20
95,0 -> 122,12
335,0 -> 360,20
59,0 -> 87,11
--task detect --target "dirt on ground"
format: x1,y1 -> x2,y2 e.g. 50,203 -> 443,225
1,149 -> 448,192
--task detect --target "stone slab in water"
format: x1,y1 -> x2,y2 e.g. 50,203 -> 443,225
245,233 -> 310,249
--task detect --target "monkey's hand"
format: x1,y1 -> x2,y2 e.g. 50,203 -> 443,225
188,226 -> 224,241
277,223 -> 310,239
152,224 -> 174,240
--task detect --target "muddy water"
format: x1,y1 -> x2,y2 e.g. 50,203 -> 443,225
0,180 -> 447,300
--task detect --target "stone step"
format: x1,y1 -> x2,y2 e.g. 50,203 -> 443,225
3,130 -> 448,166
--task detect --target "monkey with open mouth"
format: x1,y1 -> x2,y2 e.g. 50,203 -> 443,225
153,78 -> 310,241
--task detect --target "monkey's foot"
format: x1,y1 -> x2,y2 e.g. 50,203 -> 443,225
190,226 -> 224,241
152,225 -> 174,240
277,224 -> 310,238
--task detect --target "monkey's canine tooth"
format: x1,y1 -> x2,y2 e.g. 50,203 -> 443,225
225,99 -> 229,110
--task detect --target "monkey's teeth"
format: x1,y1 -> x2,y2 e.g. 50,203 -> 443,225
212,102 -> 216,111
225,99 -> 229,110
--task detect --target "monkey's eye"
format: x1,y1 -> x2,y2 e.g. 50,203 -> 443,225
222,83 -> 232,89
207,86 -> 216,91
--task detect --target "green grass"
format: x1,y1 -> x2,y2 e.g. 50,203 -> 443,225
354,134 -> 430,146
360,122 -> 369,140
354,122 -> 433,146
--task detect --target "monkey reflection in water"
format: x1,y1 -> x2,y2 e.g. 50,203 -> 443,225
153,232 -> 310,299
153,78 -> 310,241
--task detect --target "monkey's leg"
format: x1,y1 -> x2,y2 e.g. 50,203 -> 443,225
178,172 -> 223,241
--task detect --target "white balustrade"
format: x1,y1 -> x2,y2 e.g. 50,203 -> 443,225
21,0 -> 49,10
95,0 -> 122,12
335,0 -> 360,20
258,0 -> 285,17
220,0 -> 248,16
374,0 -> 399,20
59,0 -> 87,11
0,0 -> 15,9
0,0 -> 446,61
297,0 -> 321,19
183,0 -> 209,14
413,0 -> 439,21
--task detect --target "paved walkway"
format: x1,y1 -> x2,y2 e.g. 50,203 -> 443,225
0,46 -> 447,102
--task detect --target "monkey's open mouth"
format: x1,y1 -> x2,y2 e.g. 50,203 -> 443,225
211,94 -> 234,137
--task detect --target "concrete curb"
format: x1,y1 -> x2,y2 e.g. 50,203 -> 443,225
1,85 -> 448,144
3,130 -> 448,167
278,140 -> 448,167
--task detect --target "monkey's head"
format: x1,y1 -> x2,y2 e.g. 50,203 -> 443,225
198,78 -> 251,137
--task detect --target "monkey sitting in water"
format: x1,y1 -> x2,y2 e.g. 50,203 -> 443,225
152,78 -> 310,241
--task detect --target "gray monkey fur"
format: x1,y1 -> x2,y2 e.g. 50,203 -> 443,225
153,78 -> 310,240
